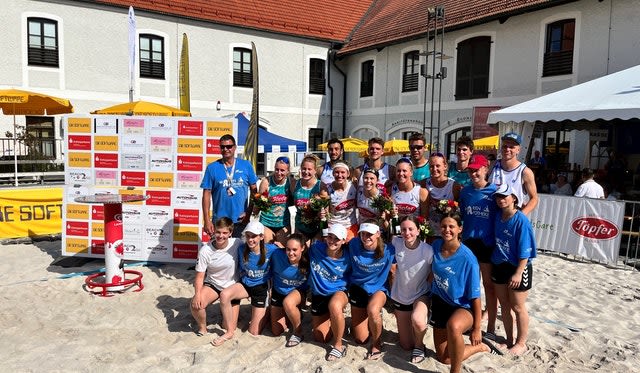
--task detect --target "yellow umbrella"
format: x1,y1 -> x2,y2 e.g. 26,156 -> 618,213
0,88 -> 74,186
318,137 -> 368,152
473,135 -> 499,150
91,100 -> 191,116
383,138 -> 410,155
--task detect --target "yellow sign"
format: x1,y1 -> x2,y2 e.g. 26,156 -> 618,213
0,188 -> 63,238
206,121 -> 233,137
66,237 -> 89,253
206,156 -> 221,165
173,226 -> 199,241
148,172 -> 174,188
94,136 -> 119,151
66,203 -> 89,220
68,152 -> 92,168
177,138 -> 203,154
91,222 -> 104,238
67,118 -> 91,133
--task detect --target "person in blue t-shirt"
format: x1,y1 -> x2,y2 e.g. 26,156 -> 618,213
216,221 -> 277,346
431,209 -> 499,372
270,233 -> 309,348
492,183 -> 537,356
201,134 -> 258,237
308,224 -> 351,361
348,221 -> 395,360
458,154 -> 499,339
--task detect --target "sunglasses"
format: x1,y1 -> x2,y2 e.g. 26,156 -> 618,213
429,152 -> 445,158
409,145 -> 424,150
276,156 -> 290,164
220,144 -> 235,150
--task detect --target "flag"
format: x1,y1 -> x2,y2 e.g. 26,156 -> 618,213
245,42 -> 259,170
179,33 -> 190,112
128,6 -> 137,102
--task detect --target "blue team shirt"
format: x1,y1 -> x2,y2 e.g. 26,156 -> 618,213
492,210 -> 537,266
200,158 -> 258,222
348,238 -> 395,295
431,240 -> 481,309
459,183 -> 498,246
308,241 -> 351,296
237,243 -> 278,287
271,248 -> 308,295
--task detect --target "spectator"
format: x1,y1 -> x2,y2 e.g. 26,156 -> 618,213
574,168 -> 604,198
551,173 -> 573,196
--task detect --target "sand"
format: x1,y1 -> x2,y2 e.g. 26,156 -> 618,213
1,240 -> 639,372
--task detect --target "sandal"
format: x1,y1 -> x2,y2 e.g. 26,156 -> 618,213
210,334 -> 232,347
365,349 -> 383,361
326,345 -> 347,361
411,347 -> 426,363
286,334 -> 304,347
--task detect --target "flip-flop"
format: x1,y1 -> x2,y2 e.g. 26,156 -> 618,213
411,347 -> 426,363
195,330 -> 205,337
211,334 -> 232,347
483,331 -> 497,341
286,334 -> 303,347
365,350 -> 383,361
326,345 -> 347,361
482,337 -> 504,356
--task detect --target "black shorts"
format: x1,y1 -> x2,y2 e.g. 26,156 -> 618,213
348,284 -> 382,309
270,288 -> 306,308
429,294 -> 471,329
241,282 -> 269,308
203,282 -> 240,305
491,262 -> 533,291
464,238 -> 493,264
390,298 -> 413,312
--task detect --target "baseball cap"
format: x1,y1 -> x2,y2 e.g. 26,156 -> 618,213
358,222 -> 380,235
493,183 -> 516,198
243,220 -> 265,235
467,154 -> 489,169
327,224 -> 347,240
501,132 -> 522,145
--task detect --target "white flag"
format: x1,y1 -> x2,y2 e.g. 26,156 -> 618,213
128,6 -> 137,102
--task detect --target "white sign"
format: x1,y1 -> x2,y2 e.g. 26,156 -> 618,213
590,129 -> 609,141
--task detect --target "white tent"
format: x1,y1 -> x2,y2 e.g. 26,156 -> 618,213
488,65 -> 640,124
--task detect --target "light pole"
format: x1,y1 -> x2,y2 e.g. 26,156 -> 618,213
421,6 -> 446,152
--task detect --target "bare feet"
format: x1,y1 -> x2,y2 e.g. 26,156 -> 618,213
508,343 -> 528,355
211,333 -> 233,347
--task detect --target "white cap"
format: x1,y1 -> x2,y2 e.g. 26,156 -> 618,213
358,222 -> 380,235
493,183 -> 516,198
243,220 -> 264,235
327,224 -> 347,240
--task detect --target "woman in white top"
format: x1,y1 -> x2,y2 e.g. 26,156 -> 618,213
388,158 -> 429,219
356,168 -> 386,225
390,215 -> 434,363
190,217 -> 242,340
321,161 -> 358,241
426,153 -> 462,238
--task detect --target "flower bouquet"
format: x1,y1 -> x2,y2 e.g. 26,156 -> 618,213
370,192 -> 394,216
437,199 -> 459,215
416,215 -> 433,241
251,191 -> 272,216
300,190 -> 331,225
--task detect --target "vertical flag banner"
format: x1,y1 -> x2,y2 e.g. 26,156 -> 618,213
128,6 -> 137,102
179,33 -> 190,112
245,41 -> 259,170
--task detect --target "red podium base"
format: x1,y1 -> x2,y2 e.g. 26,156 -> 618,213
85,270 -> 144,297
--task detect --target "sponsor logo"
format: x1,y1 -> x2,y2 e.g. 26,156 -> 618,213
571,217 -> 619,240
121,171 -> 146,187
397,203 -> 417,216
146,191 -> 171,206
68,135 -> 92,150
177,155 -> 203,171
271,194 -> 288,204
173,243 -> 199,259
174,209 -> 200,224
177,120 -> 204,136
95,153 -> 119,168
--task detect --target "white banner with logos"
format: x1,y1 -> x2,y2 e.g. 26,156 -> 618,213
529,194 -> 625,264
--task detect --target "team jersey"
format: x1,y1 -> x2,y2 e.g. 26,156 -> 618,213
259,176 -> 291,228
390,236 -> 433,305
492,210 -> 537,266
458,183 -> 498,246
390,183 -> 421,217
356,187 -> 381,224
431,240 -> 480,309
271,248 -> 308,295
200,158 -> 258,223
358,162 -> 392,190
348,237 -> 395,295
308,241 -> 351,296
426,177 -> 456,234
449,166 -> 471,187
237,243 -> 278,287
320,162 -> 335,185
328,181 -> 357,227
293,179 -> 321,234
413,162 -> 431,183
489,160 -> 528,208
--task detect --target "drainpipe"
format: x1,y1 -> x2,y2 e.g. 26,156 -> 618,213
327,46 -> 334,135
331,49 -> 347,137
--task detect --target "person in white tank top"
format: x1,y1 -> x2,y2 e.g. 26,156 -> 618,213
353,137 -> 395,191
388,158 -> 429,219
426,153 -> 462,236
489,132 -> 538,215
356,168 -> 386,224
320,162 -> 358,241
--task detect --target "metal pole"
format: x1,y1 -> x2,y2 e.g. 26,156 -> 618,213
12,107 -> 17,186
422,17 -> 429,138
436,7 -> 445,152
429,12 -> 437,151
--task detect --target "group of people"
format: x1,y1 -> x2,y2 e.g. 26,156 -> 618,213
194,132 -> 538,371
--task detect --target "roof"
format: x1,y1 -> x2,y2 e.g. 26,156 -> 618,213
338,0 -> 575,55
487,65 -> 640,124
83,0 -> 374,43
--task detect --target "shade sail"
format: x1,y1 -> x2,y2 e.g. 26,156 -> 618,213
236,113 -> 307,152
487,65 -> 640,124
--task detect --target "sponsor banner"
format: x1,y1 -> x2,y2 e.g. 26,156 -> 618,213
146,207 -> 171,222
145,225 -> 172,241
68,135 -> 92,150
148,172 -> 174,188
206,138 -> 221,154
148,118 -> 174,136
122,205 -> 143,224
177,173 -> 201,189
177,138 -> 203,154
66,221 -> 89,237
66,237 -> 89,253
206,155 -> 221,165
122,134 -> 146,153
91,205 -> 104,220
146,190 -> 172,206
121,171 -> 146,187
124,223 -> 143,240
67,117 -> 91,133
530,194 -> 624,264
174,225 -> 200,242
123,239 -> 145,260
173,243 -> 199,259
68,152 -> 92,168
90,239 -> 105,255
91,222 -> 104,238
149,137 -> 173,153
95,170 -> 117,186
122,154 -> 146,170
94,153 -> 118,168
177,155 -> 203,171
178,120 -> 203,136
174,208 -> 200,225
68,168 -> 93,185
144,240 -> 172,259
0,188 -> 63,238
94,117 -> 118,135
206,121 -> 233,137
149,154 -> 173,171
123,118 -> 145,134
173,190 -> 201,208
94,135 -> 119,151
66,203 -> 89,220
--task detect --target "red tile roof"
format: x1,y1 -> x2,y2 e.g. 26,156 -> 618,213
86,0 -> 375,43
338,0 -> 576,55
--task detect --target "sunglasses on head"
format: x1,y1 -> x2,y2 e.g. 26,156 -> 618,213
220,144 -> 235,150
429,152 -> 445,158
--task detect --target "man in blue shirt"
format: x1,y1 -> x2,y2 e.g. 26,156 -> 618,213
201,134 -> 258,237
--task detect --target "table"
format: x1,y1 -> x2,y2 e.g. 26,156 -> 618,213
74,193 -> 149,295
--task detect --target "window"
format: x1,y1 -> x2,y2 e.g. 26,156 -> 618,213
308,128 -> 323,151
543,19 -> 575,77
455,36 -> 491,100
25,116 -> 55,159
139,34 -> 165,79
446,127 -> 471,160
233,47 -> 252,87
402,51 -> 420,92
309,59 -> 326,95
27,18 -> 58,67
360,60 -> 374,97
